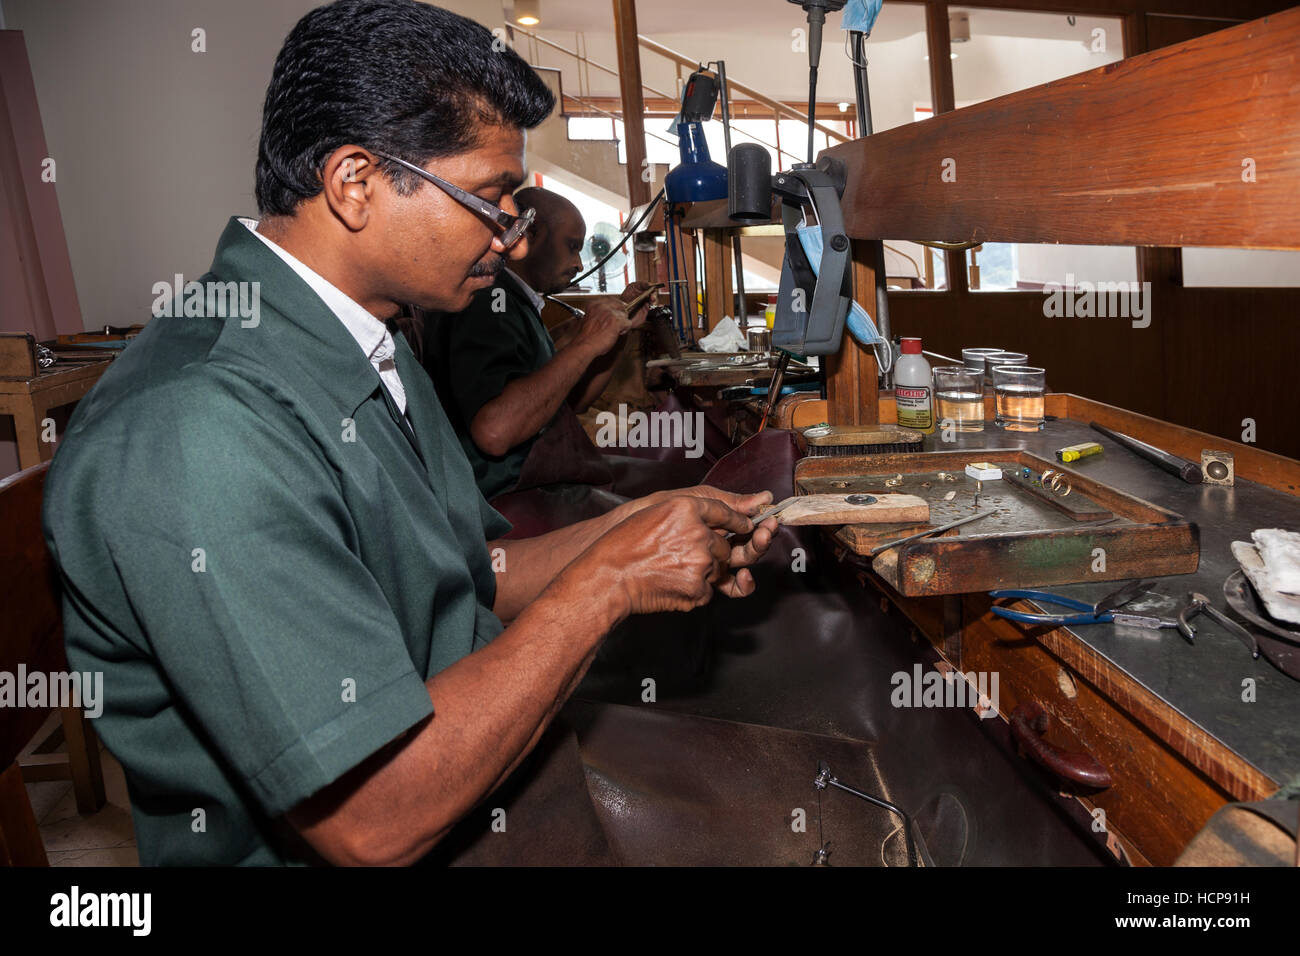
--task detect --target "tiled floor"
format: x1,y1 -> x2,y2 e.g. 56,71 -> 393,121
22,731 -> 138,867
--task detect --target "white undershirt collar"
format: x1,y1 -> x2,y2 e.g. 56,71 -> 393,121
238,218 -> 407,414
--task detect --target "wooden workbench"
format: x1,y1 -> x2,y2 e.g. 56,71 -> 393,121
0,358 -> 112,470
792,391 -> 1300,865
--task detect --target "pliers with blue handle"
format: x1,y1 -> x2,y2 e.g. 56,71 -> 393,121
989,580 -> 1187,638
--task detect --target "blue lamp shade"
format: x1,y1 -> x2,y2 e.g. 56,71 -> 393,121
664,121 -> 728,203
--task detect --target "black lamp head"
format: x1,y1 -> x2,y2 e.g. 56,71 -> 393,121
727,143 -> 773,222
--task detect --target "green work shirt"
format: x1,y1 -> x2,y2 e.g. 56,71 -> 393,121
42,217 -> 511,866
424,271 -> 557,499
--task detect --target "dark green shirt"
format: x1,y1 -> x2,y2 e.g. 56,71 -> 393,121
425,271 -> 557,499
42,218 -> 511,866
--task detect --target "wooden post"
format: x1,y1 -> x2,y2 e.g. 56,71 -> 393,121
0,762 -> 47,866
612,0 -> 656,282
700,228 -> 734,333
824,240 -> 881,426
924,2 -> 966,293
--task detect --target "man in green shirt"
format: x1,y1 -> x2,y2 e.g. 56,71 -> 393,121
42,0 -> 775,866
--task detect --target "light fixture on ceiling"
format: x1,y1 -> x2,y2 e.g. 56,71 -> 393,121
949,11 -> 970,43
514,0 -> 540,26
837,102 -> 849,112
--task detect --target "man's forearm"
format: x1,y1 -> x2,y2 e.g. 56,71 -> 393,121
472,341 -> 598,456
289,569 -> 623,866
569,339 -> 622,413
490,499 -> 639,620
491,487 -> 773,619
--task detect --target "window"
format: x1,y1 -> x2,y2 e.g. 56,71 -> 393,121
1182,248 -> 1300,288
948,7 -> 1133,291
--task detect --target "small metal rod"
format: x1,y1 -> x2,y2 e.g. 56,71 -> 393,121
922,349 -> 962,366
850,32 -> 871,135
867,509 -> 997,558
543,294 -> 584,318
712,59 -> 748,322
848,34 -> 892,385
815,762 -> 917,867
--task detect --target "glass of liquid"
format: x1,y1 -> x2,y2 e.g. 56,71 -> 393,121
983,351 -> 1028,386
993,365 -> 1047,431
933,366 -> 985,432
962,348 -> 1004,373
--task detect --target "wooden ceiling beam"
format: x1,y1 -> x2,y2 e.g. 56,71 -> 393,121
823,8 -> 1300,250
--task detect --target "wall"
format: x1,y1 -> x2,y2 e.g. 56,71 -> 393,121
16,0 -> 1280,343
3,0 -> 492,335
0,0 -> 489,474
886,9 -> 1300,459
4,1 -> 1298,468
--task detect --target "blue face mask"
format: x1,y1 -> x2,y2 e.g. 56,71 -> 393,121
841,0 -> 884,34
794,222 -> 885,347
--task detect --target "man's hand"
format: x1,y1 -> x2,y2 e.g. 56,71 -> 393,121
619,281 -> 657,331
617,486 -> 779,598
561,490 -> 779,618
574,297 -> 630,358
626,485 -> 773,521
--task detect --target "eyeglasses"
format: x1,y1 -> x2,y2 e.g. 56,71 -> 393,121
370,150 -> 534,250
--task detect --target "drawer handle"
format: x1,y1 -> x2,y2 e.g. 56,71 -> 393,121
1011,701 -> 1112,790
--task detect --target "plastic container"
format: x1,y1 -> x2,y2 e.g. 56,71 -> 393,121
894,337 -> 934,433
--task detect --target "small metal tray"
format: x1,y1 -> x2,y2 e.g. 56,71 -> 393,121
794,449 -> 1200,596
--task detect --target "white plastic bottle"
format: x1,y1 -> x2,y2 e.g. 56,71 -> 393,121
894,337 -> 934,433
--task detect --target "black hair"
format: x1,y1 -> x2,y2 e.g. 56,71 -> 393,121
255,0 -> 555,216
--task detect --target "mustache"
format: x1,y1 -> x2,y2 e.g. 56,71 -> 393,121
468,254 -> 505,278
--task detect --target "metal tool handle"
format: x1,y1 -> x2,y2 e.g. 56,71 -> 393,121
1181,595 -> 1260,658
867,509 -> 996,557
991,607 -> 1098,627
1010,701 -> 1113,790
1090,421 -> 1201,484
1109,613 -> 1179,630
543,294 -> 584,319
989,589 -> 1094,612
989,589 -> 1098,626
756,350 -> 792,432
624,283 -> 665,315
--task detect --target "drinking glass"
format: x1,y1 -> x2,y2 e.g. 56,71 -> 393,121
962,347 -> 1003,373
993,365 -> 1046,431
984,351 -> 1029,383
932,365 -> 985,432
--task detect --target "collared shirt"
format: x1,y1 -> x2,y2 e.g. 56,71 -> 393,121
504,267 -> 546,317
44,217 -> 511,865
239,217 -> 407,414
422,270 -> 558,499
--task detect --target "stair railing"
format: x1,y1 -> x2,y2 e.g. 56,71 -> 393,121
508,24 -> 851,172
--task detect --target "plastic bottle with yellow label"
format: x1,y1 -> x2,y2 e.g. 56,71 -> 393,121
894,337 -> 934,434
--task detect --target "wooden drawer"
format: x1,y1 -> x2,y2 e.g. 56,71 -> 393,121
960,593 -> 1270,865
845,560 -> 1275,865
